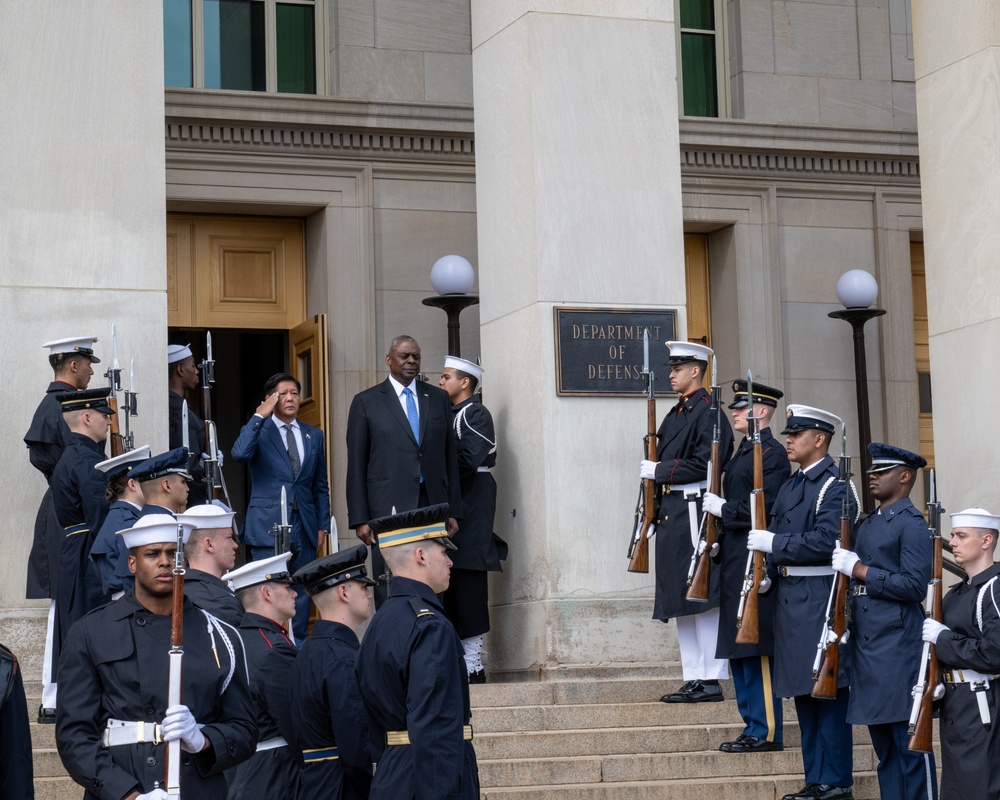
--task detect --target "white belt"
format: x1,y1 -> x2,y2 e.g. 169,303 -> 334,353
668,481 -> 708,496
102,719 -> 162,747
945,670 -> 999,728
256,737 -> 288,752
778,566 -> 834,577
476,466 -> 492,473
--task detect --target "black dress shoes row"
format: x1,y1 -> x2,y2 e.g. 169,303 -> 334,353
659,679 -> 724,703
718,733 -> 783,753
468,669 -> 486,685
781,783 -> 853,800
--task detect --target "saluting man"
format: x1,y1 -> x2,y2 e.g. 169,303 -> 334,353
922,507 -> 1000,799
748,405 -> 857,800
703,379 -> 789,752
833,443 -> 935,800
640,341 -> 734,703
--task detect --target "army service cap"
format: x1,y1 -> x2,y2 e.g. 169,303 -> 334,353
781,404 -> 841,436
866,442 -> 927,473
117,513 -> 194,549
57,388 -> 115,415
225,552 -> 293,592
131,448 -> 192,484
95,445 -> 152,480
729,379 -> 783,410
369,503 -> 456,550
665,341 -> 713,365
43,335 -> 101,363
293,544 -> 378,595
950,508 -> 1000,531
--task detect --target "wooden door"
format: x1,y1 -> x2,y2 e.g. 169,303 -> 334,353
685,234 -> 712,387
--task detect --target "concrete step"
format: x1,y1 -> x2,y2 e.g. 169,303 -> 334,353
471,677 -> 731,707
33,777 -> 79,800
33,748 -> 66,780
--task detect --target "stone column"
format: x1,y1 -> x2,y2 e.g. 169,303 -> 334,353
912,3 -> 1000,512
471,3 -> 685,672
0,2 -> 168,623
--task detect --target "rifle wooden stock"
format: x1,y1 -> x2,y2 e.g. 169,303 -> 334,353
735,439 -> 767,645
107,396 -> 126,457
165,527 -> 185,796
687,437 -> 721,601
909,509 -> 943,752
811,513 -> 851,698
628,387 -> 657,574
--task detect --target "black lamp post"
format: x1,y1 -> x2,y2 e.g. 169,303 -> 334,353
828,270 -> 885,515
421,255 -> 479,357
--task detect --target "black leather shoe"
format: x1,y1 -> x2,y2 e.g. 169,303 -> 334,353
782,784 -> 852,800
781,785 -> 818,800
660,679 -> 724,703
725,734 -> 783,753
468,669 -> 486,685
719,733 -> 751,752
37,705 -> 56,724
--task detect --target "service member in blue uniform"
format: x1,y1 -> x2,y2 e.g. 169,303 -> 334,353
438,356 -> 507,683
178,503 -> 244,627
56,514 -> 257,800
167,343 -> 208,507
703,379 -> 789,751
132,448 -> 192,517
748,404 -> 857,800
922,507 -> 1000,800
288,545 -> 378,800
0,642 -> 34,799
832,443 -> 936,800
356,504 -> 480,800
641,341 -> 734,702
225,552 -> 303,800
90,446 -> 150,599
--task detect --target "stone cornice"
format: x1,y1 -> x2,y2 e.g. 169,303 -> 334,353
679,118 -> 920,184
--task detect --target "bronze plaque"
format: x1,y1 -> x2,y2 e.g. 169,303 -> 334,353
553,307 -> 677,396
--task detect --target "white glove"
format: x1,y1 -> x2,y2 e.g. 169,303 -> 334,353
696,538 -> 707,556
831,547 -> 860,578
201,450 -> 224,467
137,790 -> 169,800
640,460 -> 658,481
162,704 -> 206,753
702,491 -> 725,517
824,628 -> 840,646
933,682 -> 946,700
747,529 -> 774,554
923,618 -> 949,644
634,519 -> 656,541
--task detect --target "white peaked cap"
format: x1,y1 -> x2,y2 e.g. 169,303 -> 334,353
223,552 -> 293,591
665,341 -> 714,362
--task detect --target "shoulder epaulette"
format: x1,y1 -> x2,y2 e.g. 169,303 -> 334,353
408,597 -> 436,619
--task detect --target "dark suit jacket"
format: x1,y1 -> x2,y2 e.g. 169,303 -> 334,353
231,415 -> 331,551
346,378 -> 461,527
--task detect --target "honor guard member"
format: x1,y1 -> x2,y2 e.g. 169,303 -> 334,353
178,504 -> 243,627
25,335 -> 99,721
0,643 -> 34,799
167,343 -> 208,507
640,341 -> 734,702
748,405 -> 858,800
90,446 -> 151,600
132,448 -> 192,517
225,553 -> 303,800
703,380 -> 789,751
438,356 -> 507,683
55,514 -> 257,800
356,504 -> 480,800
832,443 -> 936,800
288,545 -> 378,800
922,507 -> 1000,799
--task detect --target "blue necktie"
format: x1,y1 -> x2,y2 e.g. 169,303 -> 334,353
403,386 -> 420,444
793,471 -> 805,488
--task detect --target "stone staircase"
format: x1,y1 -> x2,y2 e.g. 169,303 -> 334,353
23,665 -> 939,799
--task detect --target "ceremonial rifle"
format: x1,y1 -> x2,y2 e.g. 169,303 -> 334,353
270,486 -> 292,557
908,469 -> 943,752
105,325 -> 126,457
687,354 -> 722,601
627,329 -> 655,574
121,357 -> 138,452
811,423 -> 851,699
166,522 -> 185,798
198,332 -> 231,506
735,371 -> 768,644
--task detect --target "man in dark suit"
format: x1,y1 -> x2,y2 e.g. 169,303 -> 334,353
167,343 -> 207,507
347,335 -> 462,606
232,372 -> 330,640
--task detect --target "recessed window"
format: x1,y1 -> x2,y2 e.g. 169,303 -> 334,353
676,0 -> 727,118
164,0 -> 320,94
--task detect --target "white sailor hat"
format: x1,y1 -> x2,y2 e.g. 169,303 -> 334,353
949,508 -> 1000,531
95,445 -> 152,479
167,343 -> 194,364
781,404 -> 841,436
176,503 -> 236,531
117,514 -> 195,549
443,355 -> 484,382
223,553 -> 293,592
665,341 -> 713,364
43,335 -> 101,363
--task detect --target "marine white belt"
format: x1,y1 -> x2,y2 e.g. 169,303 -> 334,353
256,737 -> 288,752
778,566 -> 835,577
476,466 -> 492,473
944,669 -> 1000,684
669,481 -> 708,495
102,719 -> 162,747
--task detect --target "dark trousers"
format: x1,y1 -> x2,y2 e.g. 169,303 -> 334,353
794,688 -> 853,787
731,655 -> 783,743
442,568 -> 490,640
870,721 -> 937,800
